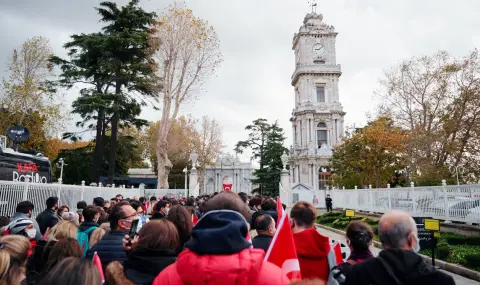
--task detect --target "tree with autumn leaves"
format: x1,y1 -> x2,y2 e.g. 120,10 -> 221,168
329,117 -> 408,189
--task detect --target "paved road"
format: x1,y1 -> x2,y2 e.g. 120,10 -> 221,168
317,226 -> 479,285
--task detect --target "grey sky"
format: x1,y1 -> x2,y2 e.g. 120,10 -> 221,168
1,0 -> 480,162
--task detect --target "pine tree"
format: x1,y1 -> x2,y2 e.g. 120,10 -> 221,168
52,0 -> 157,183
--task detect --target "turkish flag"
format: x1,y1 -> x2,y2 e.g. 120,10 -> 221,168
264,211 -> 301,281
93,252 -> 105,283
276,196 -> 284,225
222,184 -> 232,191
192,213 -> 199,225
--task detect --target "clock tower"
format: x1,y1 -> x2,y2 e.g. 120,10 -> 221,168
289,10 -> 345,191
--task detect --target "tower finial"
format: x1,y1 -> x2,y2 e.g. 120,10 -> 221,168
308,0 -> 318,13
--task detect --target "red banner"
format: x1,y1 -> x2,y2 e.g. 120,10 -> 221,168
222,184 -> 232,191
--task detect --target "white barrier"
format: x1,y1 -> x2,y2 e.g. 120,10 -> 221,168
0,180 -> 144,218
329,184 -> 480,224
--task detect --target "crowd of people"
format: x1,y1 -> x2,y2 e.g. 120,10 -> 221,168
0,191 -> 455,285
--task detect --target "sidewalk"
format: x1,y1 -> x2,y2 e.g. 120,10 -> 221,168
316,226 -> 480,285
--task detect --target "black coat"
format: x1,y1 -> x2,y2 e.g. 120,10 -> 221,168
252,234 -> 273,252
86,230 -> 127,270
35,209 -> 59,235
124,248 -> 177,285
345,249 -> 455,285
26,240 -> 57,285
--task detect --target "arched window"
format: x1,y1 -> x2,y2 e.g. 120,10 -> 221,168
317,122 -> 328,148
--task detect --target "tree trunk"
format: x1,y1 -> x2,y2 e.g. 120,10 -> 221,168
91,108 -> 105,183
108,111 -> 118,184
108,81 -> 121,184
156,137 -> 172,189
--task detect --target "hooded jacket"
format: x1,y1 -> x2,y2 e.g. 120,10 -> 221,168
293,228 -> 331,280
345,249 -> 455,285
152,210 -> 289,285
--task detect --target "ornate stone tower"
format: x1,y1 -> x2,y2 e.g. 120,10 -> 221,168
289,10 -> 345,191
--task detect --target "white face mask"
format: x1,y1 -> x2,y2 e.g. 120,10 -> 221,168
412,233 -> 421,253
25,228 -> 36,239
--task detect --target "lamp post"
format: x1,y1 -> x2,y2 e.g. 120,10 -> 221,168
56,158 -> 67,184
449,165 -> 465,186
183,167 -> 188,198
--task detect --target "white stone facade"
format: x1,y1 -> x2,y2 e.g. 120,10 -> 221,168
203,154 -> 254,195
288,12 -> 346,191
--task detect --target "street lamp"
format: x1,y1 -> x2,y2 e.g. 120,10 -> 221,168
56,158 -> 67,184
183,167 -> 188,198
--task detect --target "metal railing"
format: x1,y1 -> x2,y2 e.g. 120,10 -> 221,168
329,183 -> 480,223
0,180 -> 144,218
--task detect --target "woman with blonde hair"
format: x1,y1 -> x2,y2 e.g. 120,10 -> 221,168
0,235 -> 31,285
89,228 -> 106,249
26,221 -> 77,285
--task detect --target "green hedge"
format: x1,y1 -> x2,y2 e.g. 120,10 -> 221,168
465,254 -> 480,271
446,236 -> 480,246
436,240 -> 452,259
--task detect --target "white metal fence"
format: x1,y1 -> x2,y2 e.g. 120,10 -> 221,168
330,183 -> 480,224
0,180 -> 144,218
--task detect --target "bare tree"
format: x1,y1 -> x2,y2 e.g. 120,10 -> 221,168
376,50 -> 480,184
195,116 -> 224,193
1,37 -> 66,136
153,7 -> 222,188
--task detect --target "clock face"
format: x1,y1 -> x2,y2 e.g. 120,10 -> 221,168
313,43 -> 325,57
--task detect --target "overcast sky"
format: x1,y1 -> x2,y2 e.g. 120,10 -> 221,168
1,0 -> 480,162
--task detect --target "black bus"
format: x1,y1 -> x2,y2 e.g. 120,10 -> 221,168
0,147 -> 52,183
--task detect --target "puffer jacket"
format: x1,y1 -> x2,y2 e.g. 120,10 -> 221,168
86,230 -> 127,270
152,210 -> 289,285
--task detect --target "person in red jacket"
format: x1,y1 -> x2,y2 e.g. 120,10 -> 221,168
152,192 -> 289,285
291,201 -> 337,281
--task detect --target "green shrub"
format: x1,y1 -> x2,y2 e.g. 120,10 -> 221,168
437,241 -> 452,260
465,254 -> 480,271
316,216 -> 338,224
371,225 -> 378,235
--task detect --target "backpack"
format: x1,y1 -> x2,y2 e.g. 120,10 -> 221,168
77,227 -> 97,257
327,259 -> 357,285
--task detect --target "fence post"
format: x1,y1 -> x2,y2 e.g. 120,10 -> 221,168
354,186 -> 358,211
387,184 -> 392,211
410,182 -> 416,214
56,183 -> 61,204
81,181 -> 85,202
369,185 -> 373,213
442,179 -> 450,221
23,183 -> 28,201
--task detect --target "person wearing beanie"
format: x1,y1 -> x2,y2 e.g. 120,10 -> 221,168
9,218 -> 37,255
